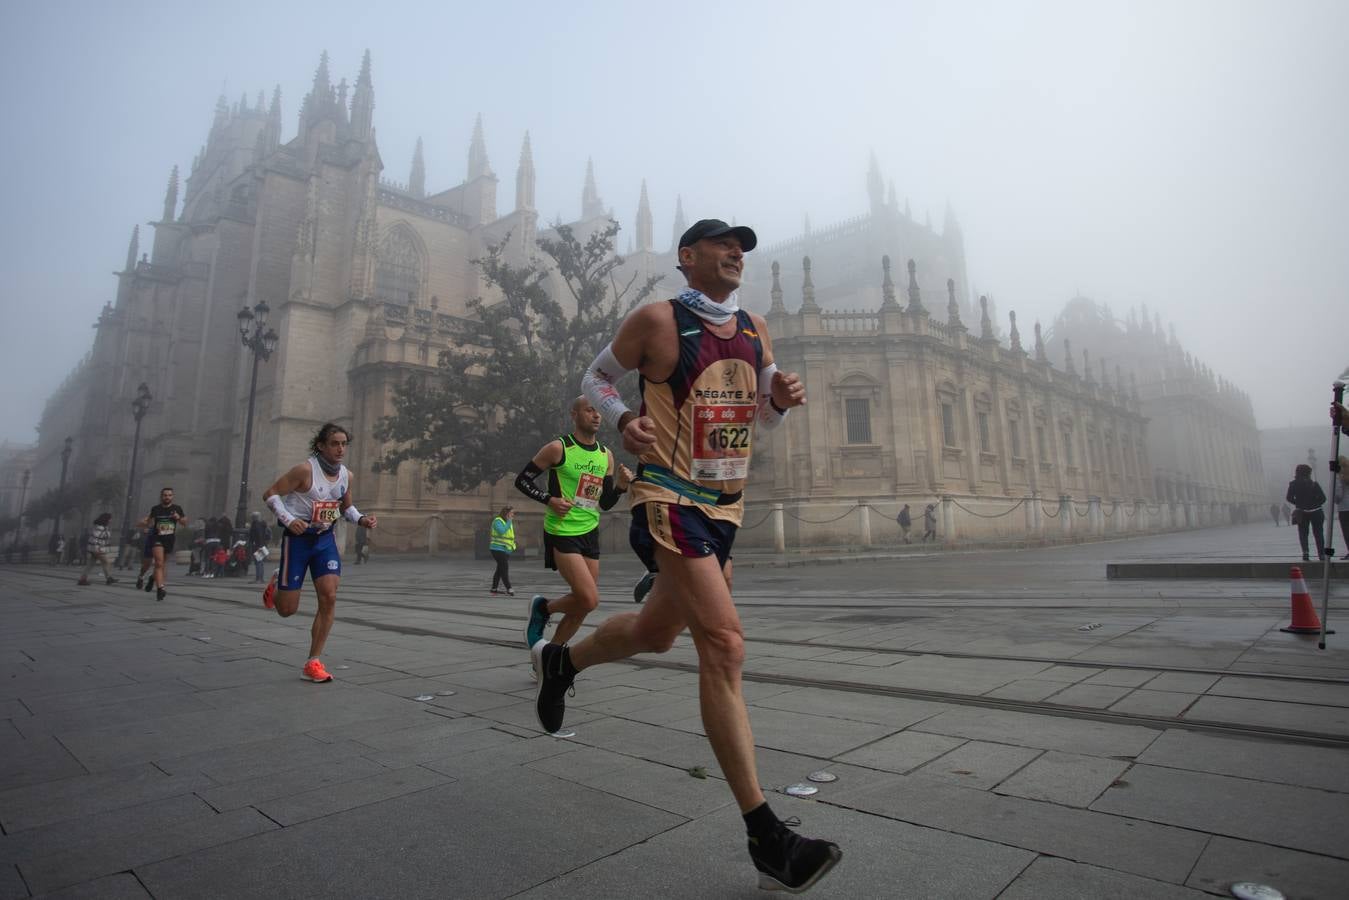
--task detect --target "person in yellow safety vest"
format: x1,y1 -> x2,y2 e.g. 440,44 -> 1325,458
490,506 -> 517,596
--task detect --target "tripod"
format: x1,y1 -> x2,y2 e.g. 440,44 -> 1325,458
1321,380 -> 1347,649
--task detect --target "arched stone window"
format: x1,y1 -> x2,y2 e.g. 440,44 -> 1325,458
375,224 -> 425,305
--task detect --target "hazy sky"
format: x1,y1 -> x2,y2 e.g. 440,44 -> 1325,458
2,0 -> 1346,444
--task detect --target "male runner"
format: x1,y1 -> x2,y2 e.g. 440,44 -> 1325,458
138,488 -> 184,602
260,423 -> 377,683
516,397 -> 632,658
534,219 -> 840,892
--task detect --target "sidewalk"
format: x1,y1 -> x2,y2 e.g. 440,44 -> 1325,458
2,532 -> 1348,898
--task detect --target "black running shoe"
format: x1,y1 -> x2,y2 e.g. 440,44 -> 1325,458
136,576 -> 145,590
532,640 -> 574,734
633,571 -> 656,604
156,587 -> 166,602
748,821 -> 842,893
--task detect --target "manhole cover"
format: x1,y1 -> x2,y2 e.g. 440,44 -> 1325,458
784,784 -> 818,797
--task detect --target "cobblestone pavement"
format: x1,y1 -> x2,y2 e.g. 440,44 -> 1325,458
2,523 -> 1347,898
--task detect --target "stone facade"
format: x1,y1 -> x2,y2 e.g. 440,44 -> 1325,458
31,52 -> 1263,553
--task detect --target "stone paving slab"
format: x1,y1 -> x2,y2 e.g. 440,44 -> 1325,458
254,764 -> 452,827
908,706 -> 1162,758
1108,688 -> 1199,717
1186,836 -> 1349,900
993,750 -> 1131,807
512,800 -> 1033,900
998,855 -> 1213,899
909,740 -> 1041,790
0,763 -> 212,832
19,807 -> 275,895
834,730 -> 966,773
827,773 -> 1209,883
1091,764 -> 1349,859
31,872 -> 153,899
1184,694 -> 1349,736
135,769 -> 684,900
1137,728 -> 1349,793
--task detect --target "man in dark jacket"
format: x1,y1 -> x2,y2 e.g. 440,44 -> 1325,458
1286,464 -> 1327,561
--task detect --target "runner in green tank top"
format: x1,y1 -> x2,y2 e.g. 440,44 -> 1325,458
515,396 -> 633,663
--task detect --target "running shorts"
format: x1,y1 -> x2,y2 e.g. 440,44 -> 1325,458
630,502 -> 736,570
277,529 -> 341,589
543,527 -> 600,570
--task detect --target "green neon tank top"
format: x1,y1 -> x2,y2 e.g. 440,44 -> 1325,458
544,434 -> 609,537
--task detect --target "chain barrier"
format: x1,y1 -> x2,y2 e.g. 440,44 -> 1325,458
1073,502 -> 1092,517
739,507 -> 776,531
784,504 -> 863,525
950,497 -> 1027,519
1041,503 -> 1060,518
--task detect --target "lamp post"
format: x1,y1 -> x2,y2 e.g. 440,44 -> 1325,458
233,300 -> 279,536
51,436 -> 73,546
116,383 -> 153,567
14,469 -> 31,550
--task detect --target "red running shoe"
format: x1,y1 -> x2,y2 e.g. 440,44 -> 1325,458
262,577 -> 276,609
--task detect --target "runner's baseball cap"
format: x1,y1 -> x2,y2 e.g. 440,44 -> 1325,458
677,219 -> 758,252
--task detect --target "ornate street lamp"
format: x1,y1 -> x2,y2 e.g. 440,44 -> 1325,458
14,468 -> 31,550
52,436 -> 73,545
116,384 -> 153,566
233,300 -> 279,534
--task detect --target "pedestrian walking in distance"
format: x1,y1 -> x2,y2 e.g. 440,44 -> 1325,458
897,504 -> 913,543
489,506 -> 516,596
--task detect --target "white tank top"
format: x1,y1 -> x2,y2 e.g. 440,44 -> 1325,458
282,457 -> 349,532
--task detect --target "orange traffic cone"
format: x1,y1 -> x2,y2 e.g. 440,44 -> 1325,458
1280,566 -> 1334,634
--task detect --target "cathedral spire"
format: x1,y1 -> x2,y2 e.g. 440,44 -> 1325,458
125,225 -> 139,272
467,113 -> 492,180
1064,339 -> 1076,377
799,256 -> 820,313
867,151 -> 884,216
515,131 -> 535,211
408,137 -> 425,198
905,259 -> 925,314
1083,347 -> 1094,384
350,49 -> 375,138
979,295 -> 994,340
886,179 -> 898,212
671,194 -> 687,249
635,179 -> 653,251
161,165 -> 179,222
880,256 -> 898,308
256,85 -> 282,157
769,261 -> 785,313
300,51 -> 334,129
1009,311 -> 1023,354
581,157 -> 603,219
1034,321 -> 1047,363
946,278 -> 963,328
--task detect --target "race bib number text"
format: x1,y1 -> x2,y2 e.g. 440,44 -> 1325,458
570,472 -> 604,511
692,404 -> 754,481
312,500 -> 340,530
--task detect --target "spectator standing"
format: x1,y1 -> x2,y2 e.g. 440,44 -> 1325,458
1334,457 -> 1349,561
489,506 -> 516,596
896,504 -> 912,543
247,512 -> 271,582
1286,463 -> 1327,562
922,503 -> 938,542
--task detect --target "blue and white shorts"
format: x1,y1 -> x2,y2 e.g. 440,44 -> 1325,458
277,529 -> 341,590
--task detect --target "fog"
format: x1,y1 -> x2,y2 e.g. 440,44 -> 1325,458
2,0 -> 1345,444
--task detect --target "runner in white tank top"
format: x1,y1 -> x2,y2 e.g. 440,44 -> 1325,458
260,423 -> 377,683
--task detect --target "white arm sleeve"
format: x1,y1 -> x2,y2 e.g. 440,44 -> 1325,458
264,494 -> 295,526
582,343 -> 634,430
756,363 -> 789,431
